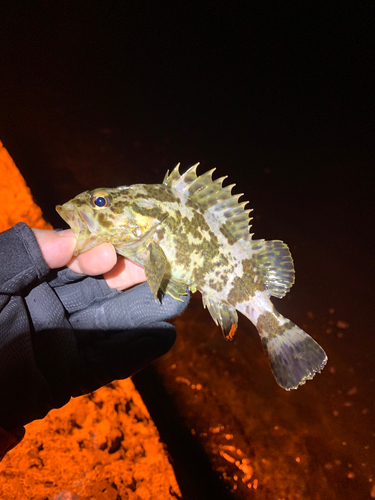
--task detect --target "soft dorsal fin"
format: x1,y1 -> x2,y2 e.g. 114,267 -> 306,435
163,163 -> 253,242
251,239 -> 295,298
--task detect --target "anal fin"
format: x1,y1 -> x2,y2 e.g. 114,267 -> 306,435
202,294 -> 238,340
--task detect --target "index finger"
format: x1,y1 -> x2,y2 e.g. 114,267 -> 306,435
103,255 -> 147,290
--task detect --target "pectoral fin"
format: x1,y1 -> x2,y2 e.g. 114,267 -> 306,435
115,213 -> 169,259
144,241 -> 169,300
202,294 -> 238,340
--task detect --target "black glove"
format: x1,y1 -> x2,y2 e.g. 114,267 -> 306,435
0,223 -> 189,431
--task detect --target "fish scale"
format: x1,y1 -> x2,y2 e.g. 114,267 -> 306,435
56,163 -> 327,390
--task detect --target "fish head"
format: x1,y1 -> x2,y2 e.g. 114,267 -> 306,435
56,188 -> 116,254
56,186 -> 167,256
56,190 -> 91,241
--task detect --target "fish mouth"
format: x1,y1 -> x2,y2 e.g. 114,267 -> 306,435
55,203 -> 93,239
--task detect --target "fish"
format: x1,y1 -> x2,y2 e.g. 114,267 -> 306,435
56,163 -> 327,390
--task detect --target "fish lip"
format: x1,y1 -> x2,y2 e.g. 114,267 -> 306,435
56,204 -> 73,226
55,203 -> 88,238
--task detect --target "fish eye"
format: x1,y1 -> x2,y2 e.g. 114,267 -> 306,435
90,192 -> 111,209
94,196 -> 107,207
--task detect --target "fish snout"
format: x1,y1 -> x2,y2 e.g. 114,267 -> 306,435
56,203 -> 85,235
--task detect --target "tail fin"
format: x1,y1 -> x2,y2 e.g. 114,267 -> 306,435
257,317 -> 327,390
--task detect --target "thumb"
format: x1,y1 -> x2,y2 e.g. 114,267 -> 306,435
32,228 -> 117,275
31,229 -> 76,268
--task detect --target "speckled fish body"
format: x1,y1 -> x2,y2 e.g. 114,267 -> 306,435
56,164 -> 327,390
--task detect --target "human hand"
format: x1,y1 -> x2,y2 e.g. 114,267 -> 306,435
31,228 -> 147,290
0,224 -> 189,432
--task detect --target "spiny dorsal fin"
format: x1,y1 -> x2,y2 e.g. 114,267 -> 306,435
163,162 -> 203,192
163,162 -> 182,186
163,163 -> 253,241
252,239 -> 295,298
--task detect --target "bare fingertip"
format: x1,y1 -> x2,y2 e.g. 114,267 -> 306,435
55,229 -> 75,238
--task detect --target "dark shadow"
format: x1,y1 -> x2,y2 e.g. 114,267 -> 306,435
133,366 -> 235,500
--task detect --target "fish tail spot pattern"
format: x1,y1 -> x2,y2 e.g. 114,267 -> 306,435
257,313 -> 328,390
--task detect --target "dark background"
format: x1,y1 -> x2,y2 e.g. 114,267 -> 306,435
1,0 -> 374,347
1,2 -> 373,220
0,2 -> 374,498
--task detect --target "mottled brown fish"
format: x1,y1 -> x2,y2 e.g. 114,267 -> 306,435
56,163 -> 327,390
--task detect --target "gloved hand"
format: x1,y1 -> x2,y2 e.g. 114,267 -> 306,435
0,223 -> 189,432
